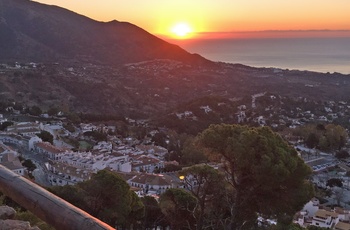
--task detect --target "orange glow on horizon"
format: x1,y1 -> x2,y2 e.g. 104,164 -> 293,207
159,30 -> 350,47
34,0 -> 350,40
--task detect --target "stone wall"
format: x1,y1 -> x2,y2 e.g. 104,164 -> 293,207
0,206 -> 40,230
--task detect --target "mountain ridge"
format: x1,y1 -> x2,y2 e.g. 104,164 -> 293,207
0,0 -> 210,65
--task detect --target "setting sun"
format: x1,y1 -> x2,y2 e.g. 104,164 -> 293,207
171,22 -> 193,38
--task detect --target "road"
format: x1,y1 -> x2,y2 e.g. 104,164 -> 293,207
6,143 -> 52,187
21,150 -> 51,187
32,163 -> 51,187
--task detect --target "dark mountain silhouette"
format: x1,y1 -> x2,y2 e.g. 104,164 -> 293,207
1,0 -> 349,121
0,0 -> 209,65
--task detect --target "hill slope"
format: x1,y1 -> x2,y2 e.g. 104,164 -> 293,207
0,0 -> 208,65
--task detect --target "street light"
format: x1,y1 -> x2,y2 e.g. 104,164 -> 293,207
178,175 -> 185,188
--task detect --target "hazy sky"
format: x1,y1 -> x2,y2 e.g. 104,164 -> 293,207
33,0 -> 350,39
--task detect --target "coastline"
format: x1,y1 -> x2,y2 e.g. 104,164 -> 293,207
166,36 -> 350,75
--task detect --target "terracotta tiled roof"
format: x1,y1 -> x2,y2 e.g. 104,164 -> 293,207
0,158 -> 24,170
314,209 -> 338,219
51,161 -> 92,180
132,156 -> 160,167
335,221 -> 350,230
117,172 -> 138,181
35,142 -> 64,154
130,173 -> 174,186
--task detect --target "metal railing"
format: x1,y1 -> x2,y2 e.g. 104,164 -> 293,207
0,165 -> 114,230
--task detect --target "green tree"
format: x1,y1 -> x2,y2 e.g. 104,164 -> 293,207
22,159 -> 37,172
63,122 -> 75,133
159,188 -> 197,230
29,106 -> 42,116
324,124 -> 348,151
37,131 -> 54,144
0,121 -> 13,131
318,136 -> 328,151
141,196 -> 167,229
116,121 -> 129,137
167,131 -> 192,153
13,102 -> 24,111
78,170 -> 134,226
66,112 -> 81,124
49,170 -> 144,227
181,136 -> 207,165
326,178 -> 343,188
305,133 -> 319,149
152,132 -> 168,147
47,107 -> 59,116
296,124 -> 348,152
335,150 -> 349,159
155,164 -> 182,173
180,165 -> 226,230
198,124 -> 314,229
123,192 -> 145,229
47,185 -> 89,213
83,130 -> 107,142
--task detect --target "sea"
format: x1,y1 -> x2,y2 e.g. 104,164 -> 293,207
176,37 -> 350,75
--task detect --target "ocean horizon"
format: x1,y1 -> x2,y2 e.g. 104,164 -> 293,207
176,37 -> 350,75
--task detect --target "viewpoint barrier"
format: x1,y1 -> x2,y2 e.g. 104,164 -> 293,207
0,165 -> 115,230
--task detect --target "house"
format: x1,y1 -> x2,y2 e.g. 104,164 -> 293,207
0,133 -> 23,145
6,122 -> 41,136
34,142 -> 65,160
131,155 -> 164,173
0,140 -> 24,176
91,152 -> 130,172
0,141 -> 17,158
20,135 -> 42,151
28,135 -> 42,150
46,161 -> 92,186
237,111 -> 246,123
295,198 -> 320,227
40,123 -> 65,139
335,207 -> 350,222
0,152 -> 26,176
59,150 -> 131,173
59,151 -> 95,169
80,123 -> 98,133
93,141 -> 113,151
130,186 -> 144,197
311,209 -> 339,228
311,197 -> 320,206
318,116 -> 328,122
135,145 -> 168,158
128,173 -> 180,195
200,105 -> 212,114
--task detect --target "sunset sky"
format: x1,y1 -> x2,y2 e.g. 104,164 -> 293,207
34,0 -> 350,39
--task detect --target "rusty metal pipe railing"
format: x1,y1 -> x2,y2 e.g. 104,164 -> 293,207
0,165 -> 115,230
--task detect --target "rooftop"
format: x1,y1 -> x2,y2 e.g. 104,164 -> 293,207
335,221 -> 350,230
314,209 -> 339,219
129,173 -> 174,186
35,142 -> 64,154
